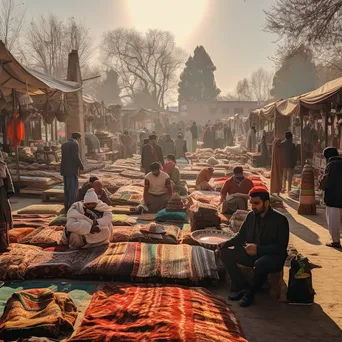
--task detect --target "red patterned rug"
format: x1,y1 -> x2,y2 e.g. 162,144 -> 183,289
69,284 -> 247,342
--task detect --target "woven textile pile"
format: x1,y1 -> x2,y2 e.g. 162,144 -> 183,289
166,193 -> 185,212
230,210 -> 249,233
69,284 -> 247,342
189,201 -> 221,231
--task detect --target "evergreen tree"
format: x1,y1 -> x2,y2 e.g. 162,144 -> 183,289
97,69 -> 121,105
271,45 -> 317,100
178,46 -> 220,102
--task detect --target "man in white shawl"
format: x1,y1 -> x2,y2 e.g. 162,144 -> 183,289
184,127 -> 192,153
62,188 -> 113,249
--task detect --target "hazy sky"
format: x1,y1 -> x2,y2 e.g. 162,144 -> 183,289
25,0 -> 277,94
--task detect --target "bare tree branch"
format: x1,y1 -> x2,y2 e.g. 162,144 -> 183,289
102,28 -> 186,109
0,0 -> 25,53
24,15 -> 93,79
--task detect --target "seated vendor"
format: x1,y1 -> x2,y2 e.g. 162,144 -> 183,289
219,187 -> 289,307
220,166 -> 254,214
62,188 -> 113,249
163,154 -> 188,196
77,176 -> 111,205
195,167 -> 215,191
144,162 -> 173,212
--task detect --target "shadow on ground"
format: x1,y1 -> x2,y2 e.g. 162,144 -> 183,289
209,283 -> 342,342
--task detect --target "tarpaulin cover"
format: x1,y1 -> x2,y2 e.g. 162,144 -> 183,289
276,96 -> 301,117
250,77 -> 342,121
301,77 -> 342,106
0,40 -> 81,95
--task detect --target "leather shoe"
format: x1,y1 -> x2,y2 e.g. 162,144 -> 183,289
239,290 -> 254,307
228,289 -> 247,301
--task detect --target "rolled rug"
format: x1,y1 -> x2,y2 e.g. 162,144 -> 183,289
298,162 -> 316,215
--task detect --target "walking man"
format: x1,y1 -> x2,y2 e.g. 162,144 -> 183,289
190,121 -> 198,152
319,147 -> 342,249
141,134 -> 164,174
280,131 -> 297,193
61,132 -> 84,213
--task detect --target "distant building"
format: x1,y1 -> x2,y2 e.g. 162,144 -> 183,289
179,100 -> 264,123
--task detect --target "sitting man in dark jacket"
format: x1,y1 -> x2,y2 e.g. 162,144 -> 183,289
219,186 -> 289,307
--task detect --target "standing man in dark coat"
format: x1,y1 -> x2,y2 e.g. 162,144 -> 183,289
190,121 -> 198,152
280,131 -> 297,193
141,134 -> 164,174
219,187 -> 289,307
0,151 -> 14,252
319,147 -> 342,249
61,132 -> 84,212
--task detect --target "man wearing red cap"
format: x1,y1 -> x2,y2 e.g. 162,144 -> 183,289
219,186 -> 289,307
220,166 -> 254,214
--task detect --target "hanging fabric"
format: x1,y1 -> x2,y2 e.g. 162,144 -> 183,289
7,113 -> 24,147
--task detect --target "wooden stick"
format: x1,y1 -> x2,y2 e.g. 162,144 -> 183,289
300,113 -> 304,170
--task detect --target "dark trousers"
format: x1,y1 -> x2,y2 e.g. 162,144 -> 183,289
63,176 -> 79,212
221,246 -> 285,293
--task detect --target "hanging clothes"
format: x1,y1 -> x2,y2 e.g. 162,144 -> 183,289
7,113 -> 24,147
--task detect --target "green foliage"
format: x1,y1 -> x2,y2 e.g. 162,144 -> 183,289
271,45 -> 317,99
178,46 -> 220,102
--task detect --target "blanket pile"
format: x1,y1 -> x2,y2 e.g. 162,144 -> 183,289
69,284 -> 247,342
0,244 -> 42,280
0,289 -> 77,340
110,185 -> 143,205
189,201 -> 221,231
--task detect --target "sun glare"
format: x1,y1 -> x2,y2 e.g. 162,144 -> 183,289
126,0 -> 208,42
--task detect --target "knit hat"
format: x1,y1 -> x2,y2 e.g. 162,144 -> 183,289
84,188 -> 98,204
249,186 -> 269,195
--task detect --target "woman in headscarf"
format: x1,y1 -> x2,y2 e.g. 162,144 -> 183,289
0,151 -> 14,252
270,139 -> 283,195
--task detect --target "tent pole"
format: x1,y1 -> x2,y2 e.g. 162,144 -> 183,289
55,119 -> 58,141
324,111 -> 329,147
12,89 -> 20,184
300,114 -> 304,169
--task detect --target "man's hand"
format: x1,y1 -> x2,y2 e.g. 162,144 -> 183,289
218,241 -> 227,249
90,225 -> 100,234
245,243 -> 257,256
141,167 -> 145,173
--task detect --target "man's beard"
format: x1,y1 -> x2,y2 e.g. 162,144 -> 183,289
253,205 -> 266,216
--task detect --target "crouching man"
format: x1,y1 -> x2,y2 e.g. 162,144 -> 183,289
62,188 -> 113,249
218,186 -> 289,307
144,162 -> 173,212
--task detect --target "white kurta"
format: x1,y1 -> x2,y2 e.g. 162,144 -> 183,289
62,200 -> 113,249
184,131 -> 192,153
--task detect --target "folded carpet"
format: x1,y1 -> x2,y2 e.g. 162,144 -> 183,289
0,288 -> 77,340
69,284 -> 247,342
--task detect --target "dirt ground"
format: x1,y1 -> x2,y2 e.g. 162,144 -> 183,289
9,195 -> 342,342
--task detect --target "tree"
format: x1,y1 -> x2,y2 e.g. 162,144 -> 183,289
236,78 -> 253,101
225,68 -> 273,102
178,45 -> 221,102
250,68 -> 273,102
0,0 -> 25,53
127,90 -> 160,110
270,45 -> 317,100
265,0 -> 342,46
96,69 -> 121,105
24,15 -> 93,78
102,28 -> 186,109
